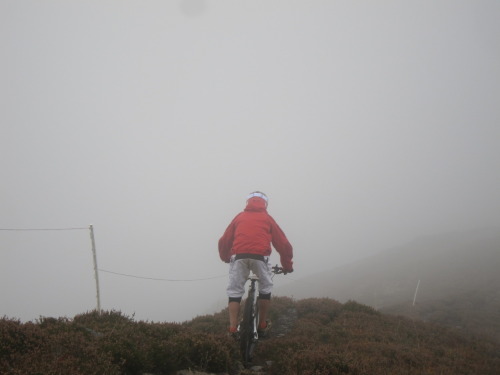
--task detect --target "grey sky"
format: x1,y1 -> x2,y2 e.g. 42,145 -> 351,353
1,0 -> 499,323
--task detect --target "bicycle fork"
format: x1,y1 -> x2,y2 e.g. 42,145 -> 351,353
249,279 -> 259,340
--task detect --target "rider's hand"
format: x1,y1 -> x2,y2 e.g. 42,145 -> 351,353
283,268 -> 293,275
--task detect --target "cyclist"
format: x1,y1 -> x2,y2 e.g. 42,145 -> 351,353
219,191 -> 293,337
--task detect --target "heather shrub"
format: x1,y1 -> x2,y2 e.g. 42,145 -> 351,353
3,299 -> 500,375
1,311 -> 239,375
267,295 -> 296,320
296,297 -> 343,323
168,331 -> 236,373
266,343 -> 351,375
76,311 -> 237,374
256,298 -> 500,375
341,300 -> 378,315
183,308 -> 228,334
0,316 -> 119,374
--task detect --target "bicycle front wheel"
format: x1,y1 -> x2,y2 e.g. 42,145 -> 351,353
240,292 -> 258,364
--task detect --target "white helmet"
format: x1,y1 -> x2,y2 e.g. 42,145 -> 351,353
247,191 -> 268,206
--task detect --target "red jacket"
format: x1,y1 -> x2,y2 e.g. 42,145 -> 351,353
218,197 -> 294,271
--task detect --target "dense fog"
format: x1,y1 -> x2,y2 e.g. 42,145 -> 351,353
1,1 -> 499,323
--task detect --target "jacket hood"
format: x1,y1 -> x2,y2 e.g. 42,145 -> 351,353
244,197 -> 268,212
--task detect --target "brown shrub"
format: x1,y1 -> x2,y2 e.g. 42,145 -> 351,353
2,299 -> 500,375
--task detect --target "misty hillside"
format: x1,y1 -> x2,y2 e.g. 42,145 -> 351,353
3,298 -> 500,374
276,228 -> 500,341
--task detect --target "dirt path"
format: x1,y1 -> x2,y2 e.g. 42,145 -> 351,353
271,307 -> 298,338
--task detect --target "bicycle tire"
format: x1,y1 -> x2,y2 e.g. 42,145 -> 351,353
240,289 -> 257,363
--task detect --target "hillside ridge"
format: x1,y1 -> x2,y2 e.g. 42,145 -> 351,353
3,297 -> 500,374
275,228 -> 500,341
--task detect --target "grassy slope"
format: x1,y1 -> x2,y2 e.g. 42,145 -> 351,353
275,228 -> 500,342
4,297 -> 499,374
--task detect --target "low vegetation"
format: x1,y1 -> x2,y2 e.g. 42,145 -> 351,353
0,310 -> 237,375
2,297 -> 500,374
256,297 -> 500,374
381,286 -> 500,343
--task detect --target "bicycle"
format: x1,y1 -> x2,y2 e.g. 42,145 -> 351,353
238,264 -> 285,364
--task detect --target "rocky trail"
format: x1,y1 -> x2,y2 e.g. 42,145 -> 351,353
237,306 -> 299,374
169,307 -> 299,375
270,307 -> 298,338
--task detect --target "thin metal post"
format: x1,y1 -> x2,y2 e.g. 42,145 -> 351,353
412,279 -> 420,306
89,224 -> 102,314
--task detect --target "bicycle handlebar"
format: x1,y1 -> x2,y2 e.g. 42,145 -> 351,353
272,264 -> 290,275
